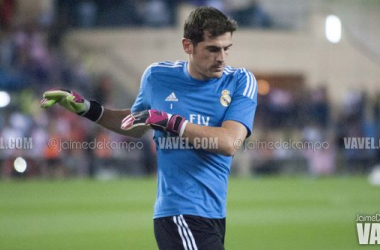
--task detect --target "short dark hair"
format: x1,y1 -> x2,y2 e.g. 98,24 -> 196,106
184,7 -> 238,46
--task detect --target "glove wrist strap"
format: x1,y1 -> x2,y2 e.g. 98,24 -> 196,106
81,100 -> 104,122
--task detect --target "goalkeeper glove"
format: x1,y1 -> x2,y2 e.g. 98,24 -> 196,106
40,89 -> 104,122
121,109 -> 188,136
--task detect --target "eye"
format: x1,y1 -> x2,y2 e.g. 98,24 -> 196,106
208,47 -> 220,53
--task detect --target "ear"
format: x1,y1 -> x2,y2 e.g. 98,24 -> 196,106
182,38 -> 193,55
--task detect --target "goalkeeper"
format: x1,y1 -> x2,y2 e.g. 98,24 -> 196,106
41,7 -> 257,250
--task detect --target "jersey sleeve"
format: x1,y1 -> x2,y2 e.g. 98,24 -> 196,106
223,69 -> 258,137
131,66 -> 152,112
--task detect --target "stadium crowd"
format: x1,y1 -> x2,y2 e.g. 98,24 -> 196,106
56,0 -> 271,29
1,1 -> 380,180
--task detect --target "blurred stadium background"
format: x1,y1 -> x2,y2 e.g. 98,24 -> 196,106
1,0 -> 380,249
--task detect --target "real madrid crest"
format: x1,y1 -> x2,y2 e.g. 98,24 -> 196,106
220,89 -> 231,107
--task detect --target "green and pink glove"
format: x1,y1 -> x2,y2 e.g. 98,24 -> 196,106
40,89 -> 104,122
121,110 -> 188,136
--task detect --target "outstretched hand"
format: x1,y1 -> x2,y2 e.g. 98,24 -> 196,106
40,89 -> 90,115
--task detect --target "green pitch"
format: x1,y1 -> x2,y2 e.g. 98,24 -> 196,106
0,177 -> 379,249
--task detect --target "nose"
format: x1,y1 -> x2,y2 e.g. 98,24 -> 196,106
217,50 -> 226,63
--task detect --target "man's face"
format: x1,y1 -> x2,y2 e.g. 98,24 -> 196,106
184,32 -> 233,80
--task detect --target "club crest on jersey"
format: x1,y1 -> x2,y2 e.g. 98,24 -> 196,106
220,90 -> 231,107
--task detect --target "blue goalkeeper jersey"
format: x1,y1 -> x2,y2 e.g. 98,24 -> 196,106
132,60 -> 257,219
